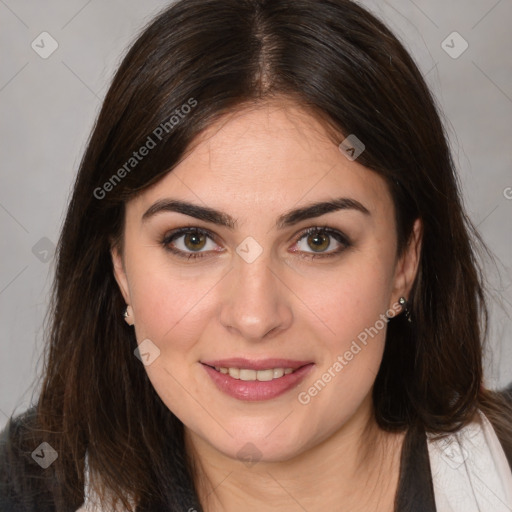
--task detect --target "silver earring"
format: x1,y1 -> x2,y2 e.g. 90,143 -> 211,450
123,305 -> 134,326
399,296 -> 412,323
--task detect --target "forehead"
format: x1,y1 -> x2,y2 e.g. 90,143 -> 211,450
129,100 -> 393,223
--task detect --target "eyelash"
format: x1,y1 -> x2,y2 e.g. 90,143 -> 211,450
160,225 -> 351,261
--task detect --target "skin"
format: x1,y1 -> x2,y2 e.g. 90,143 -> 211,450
112,98 -> 422,511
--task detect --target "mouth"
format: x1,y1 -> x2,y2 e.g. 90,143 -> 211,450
204,364 -> 298,381
200,359 -> 314,401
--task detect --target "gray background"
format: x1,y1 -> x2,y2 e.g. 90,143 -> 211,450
1,0 -> 511,432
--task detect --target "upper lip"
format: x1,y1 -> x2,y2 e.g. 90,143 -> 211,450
201,358 -> 313,371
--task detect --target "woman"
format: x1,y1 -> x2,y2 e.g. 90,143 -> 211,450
1,0 -> 511,510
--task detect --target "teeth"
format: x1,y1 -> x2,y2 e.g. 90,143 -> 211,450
239,369 -> 256,380
216,366 -> 295,381
273,368 -> 284,378
228,368 -> 240,379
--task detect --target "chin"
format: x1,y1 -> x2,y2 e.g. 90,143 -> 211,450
203,423 -> 313,464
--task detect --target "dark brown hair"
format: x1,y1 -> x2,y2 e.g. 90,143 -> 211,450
7,0 -> 511,510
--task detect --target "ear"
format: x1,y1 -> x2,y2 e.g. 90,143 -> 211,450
390,218 -> 422,306
111,243 -> 131,304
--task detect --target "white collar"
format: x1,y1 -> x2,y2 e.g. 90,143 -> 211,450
75,454 -> 135,512
427,409 -> 512,511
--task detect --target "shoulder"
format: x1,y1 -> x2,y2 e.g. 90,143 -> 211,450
0,406 -> 57,512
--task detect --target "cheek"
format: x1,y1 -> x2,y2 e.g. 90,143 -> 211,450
295,251 -> 394,405
127,250 -> 223,350
126,261 -> 222,419
302,251 -> 394,347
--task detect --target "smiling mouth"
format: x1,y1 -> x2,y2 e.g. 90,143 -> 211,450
204,364 -> 300,381
201,361 -> 315,401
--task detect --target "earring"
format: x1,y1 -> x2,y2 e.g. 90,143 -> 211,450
398,296 -> 412,323
123,305 -> 134,326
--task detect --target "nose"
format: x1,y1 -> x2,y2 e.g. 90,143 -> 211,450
219,252 -> 293,342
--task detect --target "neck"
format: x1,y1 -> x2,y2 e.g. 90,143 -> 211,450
185,394 -> 406,512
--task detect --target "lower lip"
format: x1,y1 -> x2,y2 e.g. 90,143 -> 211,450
201,363 -> 314,401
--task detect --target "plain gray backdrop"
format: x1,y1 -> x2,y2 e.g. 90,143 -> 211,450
1,0 -> 511,431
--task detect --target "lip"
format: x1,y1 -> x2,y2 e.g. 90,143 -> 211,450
201,360 -> 314,401
201,358 -> 312,371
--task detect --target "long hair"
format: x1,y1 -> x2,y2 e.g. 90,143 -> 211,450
9,0 -> 511,510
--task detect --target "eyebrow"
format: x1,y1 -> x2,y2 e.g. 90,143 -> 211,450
141,197 -> 370,230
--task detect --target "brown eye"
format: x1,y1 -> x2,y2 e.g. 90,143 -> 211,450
162,227 -> 220,260
294,226 -> 351,259
306,231 -> 330,252
183,231 -> 207,251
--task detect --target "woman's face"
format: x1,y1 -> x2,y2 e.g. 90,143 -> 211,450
112,99 -> 420,463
